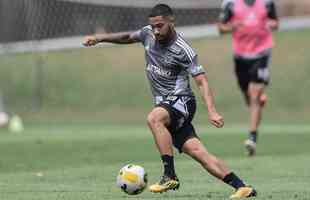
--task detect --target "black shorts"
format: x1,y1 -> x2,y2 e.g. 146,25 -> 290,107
155,95 -> 198,153
234,55 -> 270,92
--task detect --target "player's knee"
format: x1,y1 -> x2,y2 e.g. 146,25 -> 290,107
248,91 -> 261,103
146,113 -> 155,127
250,95 -> 261,105
249,95 -> 259,103
146,112 -> 162,127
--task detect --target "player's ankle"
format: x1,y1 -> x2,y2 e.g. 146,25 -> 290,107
161,155 -> 176,178
223,172 -> 246,190
249,131 -> 258,143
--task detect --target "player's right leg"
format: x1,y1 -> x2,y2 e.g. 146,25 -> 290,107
146,107 -> 173,156
241,91 -> 266,107
182,137 -> 257,198
146,107 -> 180,193
148,174 -> 180,193
148,96 -> 196,193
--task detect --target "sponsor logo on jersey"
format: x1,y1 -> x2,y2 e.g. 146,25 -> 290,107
245,12 -> 257,25
147,64 -> 173,77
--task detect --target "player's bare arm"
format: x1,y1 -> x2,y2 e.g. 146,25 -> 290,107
218,1 -> 235,34
83,31 -> 139,46
267,19 -> 279,30
218,22 -> 239,34
267,0 -> 279,31
218,22 -> 231,34
193,74 -> 224,128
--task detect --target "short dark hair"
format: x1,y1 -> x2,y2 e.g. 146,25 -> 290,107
149,4 -> 174,17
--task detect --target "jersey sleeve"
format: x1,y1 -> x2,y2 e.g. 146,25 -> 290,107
265,0 -> 278,20
130,25 -> 152,43
219,0 -> 234,23
179,50 -> 205,77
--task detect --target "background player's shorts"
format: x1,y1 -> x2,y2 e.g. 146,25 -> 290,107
155,95 -> 198,153
234,55 -> 270,92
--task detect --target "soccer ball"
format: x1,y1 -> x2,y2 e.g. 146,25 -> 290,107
116,164 -> 148,195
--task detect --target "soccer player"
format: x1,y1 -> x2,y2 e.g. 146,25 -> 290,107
218,0 -> 279,156
83,4 -> 256,199
0,93 -> 9,127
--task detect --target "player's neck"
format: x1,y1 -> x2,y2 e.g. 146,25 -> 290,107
158,29 -> 177,46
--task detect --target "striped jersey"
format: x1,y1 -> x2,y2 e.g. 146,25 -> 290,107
132,26 -> 205,103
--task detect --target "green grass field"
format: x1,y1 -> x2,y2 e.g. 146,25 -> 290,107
0,28 -> 309,199
0,124 -> 309,200
0,29 -> 309,124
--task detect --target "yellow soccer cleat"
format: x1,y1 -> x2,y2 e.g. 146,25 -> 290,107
149,175 -> 180,193
230,186 -> 257,199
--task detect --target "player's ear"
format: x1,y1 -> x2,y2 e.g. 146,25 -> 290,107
168,16 -> 175,23
167,16 -> 175,28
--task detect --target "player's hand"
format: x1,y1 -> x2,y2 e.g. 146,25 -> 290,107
266,19 -> 279,31
232,21 -> 243,31
219,22 -> 243,33
83,35 -> 98,47
208,111 -> 224,128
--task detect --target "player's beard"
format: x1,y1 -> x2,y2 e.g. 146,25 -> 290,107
157,26 -> 175,45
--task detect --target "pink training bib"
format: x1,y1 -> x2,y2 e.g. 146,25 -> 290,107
231,0 -> 273,56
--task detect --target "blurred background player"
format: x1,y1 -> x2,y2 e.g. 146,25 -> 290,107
83,4 -> 257,199
0,92 -> 9,128
218,0 -> 279,156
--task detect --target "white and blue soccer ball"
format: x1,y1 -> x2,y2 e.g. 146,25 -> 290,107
116,164 -> 148,195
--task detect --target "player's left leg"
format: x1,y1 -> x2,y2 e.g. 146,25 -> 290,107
182,137 -> 257,199
182,137 -> 229,179
260,92 -> 268,107
244,54 -> 270,156
245,82 -> 265,156
241,90 -> 267,108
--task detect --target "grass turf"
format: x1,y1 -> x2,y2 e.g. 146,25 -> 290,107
0,124 -> 309,200
0,29 -> 309,124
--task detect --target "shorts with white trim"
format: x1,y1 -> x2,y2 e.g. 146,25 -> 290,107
155,95 -> 198,153
234,55 -> 271,92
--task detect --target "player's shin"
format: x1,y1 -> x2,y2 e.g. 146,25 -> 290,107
161,155 -> 176,177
